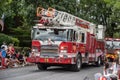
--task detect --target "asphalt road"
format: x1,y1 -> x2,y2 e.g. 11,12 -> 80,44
0,64 -> 103,80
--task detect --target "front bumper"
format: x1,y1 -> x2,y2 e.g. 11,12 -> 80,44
27,56 -> 75,64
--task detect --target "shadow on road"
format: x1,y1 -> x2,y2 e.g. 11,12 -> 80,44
30,64 -> 103,73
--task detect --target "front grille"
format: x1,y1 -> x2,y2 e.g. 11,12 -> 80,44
40,45 -> 59,57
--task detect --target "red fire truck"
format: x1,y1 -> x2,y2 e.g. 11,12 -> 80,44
105,38 -> 120,63
27,7 -> 105,71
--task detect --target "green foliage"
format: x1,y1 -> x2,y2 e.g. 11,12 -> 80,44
0,33 -> 19,46
0,33 -> 11,45
0,0 -> 120,47
14,46 -> 30,57
14,46 -> 23,52
103,0 -> 120,37
14,46 -> 30,52
113,32 -> 120,38
11,37 -> 19,46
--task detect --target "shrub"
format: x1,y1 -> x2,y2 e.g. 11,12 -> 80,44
11,37 -> 19,46
14,46 -> 31,57
0,33 -> 20,46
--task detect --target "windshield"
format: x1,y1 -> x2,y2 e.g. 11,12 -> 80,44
106,41 -> 120,49
31,28 -> 68,41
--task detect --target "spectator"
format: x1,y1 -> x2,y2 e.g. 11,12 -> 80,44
103,58 -> 109,76
24,49 -> 30,65
1,46 -> 7,68
1,42 -> 8,51
0,50 -> 2,67
94,73 -> 102,80
17,52 -> 24,64
26,48 -> 31,57
110,60 -> 117,74
21,49 -> 27,66
6,56 -> 14,68
7,43 -> 15,55
6,52 -> 20,68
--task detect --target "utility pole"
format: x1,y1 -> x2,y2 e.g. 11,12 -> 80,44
76,0 -> 80,16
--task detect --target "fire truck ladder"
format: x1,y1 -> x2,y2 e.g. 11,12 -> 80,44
36,7 -> 95,34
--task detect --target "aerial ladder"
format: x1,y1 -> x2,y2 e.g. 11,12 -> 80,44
36,7 -> 96,35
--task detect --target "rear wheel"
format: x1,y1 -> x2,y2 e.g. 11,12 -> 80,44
71,54 -> 82,72
95,57 -> 101,67
37,63 -> 47,70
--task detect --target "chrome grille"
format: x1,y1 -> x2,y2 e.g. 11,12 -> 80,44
40,45 -> 59,57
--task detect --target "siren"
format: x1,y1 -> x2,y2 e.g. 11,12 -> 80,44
46,7 -> 55,17
37,7 -> 44,17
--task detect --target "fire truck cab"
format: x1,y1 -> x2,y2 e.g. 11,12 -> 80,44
27,7 -> 105,71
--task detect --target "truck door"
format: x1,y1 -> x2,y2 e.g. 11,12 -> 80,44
77,31 -> 86,53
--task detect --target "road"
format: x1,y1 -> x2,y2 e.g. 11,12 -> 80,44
0,65 -> 103,80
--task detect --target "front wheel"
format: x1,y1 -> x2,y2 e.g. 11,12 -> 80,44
37,63 -> 47,70
71,54 -> 82,72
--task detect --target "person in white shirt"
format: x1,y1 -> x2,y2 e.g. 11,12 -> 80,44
111,61 -> 117,74
1,42 -> 8,51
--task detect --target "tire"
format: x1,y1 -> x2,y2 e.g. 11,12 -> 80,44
71,54 -> 82,72
37,63 -> 47,70
95,57 -> 101,67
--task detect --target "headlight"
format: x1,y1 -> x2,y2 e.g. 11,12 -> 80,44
32,48 -> 40,57
32,48 -> 38,52
60,46 -> 68,53
35,53 -> 40,56
117,51 -> 120,54
32,49 -> 35,52
60,50 -> 67,53
59,54 -> 63,57
59,54 -> 68,58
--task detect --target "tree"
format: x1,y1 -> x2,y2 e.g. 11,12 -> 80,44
104,0 -> 120,37
1,0 -> 120,47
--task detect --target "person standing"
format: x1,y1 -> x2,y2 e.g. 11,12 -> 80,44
111,60 -> 117,74
103,58 -> 109,76
1,42 -> 8,51
1,46 -> 7,68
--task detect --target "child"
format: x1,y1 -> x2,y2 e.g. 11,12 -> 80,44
103,58 -> 109,75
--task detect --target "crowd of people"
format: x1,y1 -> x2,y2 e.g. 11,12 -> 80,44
0,42 -> 29,69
